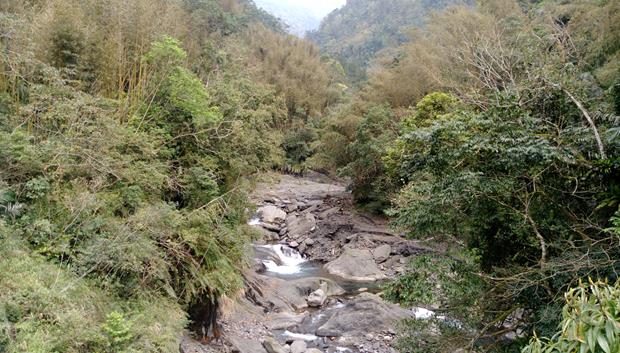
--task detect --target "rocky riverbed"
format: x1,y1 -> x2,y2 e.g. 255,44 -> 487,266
181,174 -> 434,353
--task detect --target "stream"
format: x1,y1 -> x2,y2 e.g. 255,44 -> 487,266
189,174 -> 436,353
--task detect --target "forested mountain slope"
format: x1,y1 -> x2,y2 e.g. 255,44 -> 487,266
1,0 -> 620,352
308,0 -> 474,81
0,0 -> 341,351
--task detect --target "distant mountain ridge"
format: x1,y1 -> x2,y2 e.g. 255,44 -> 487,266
252,0 -> 345,37
308,0 -> 475,81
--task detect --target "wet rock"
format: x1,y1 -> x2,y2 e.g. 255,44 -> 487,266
257,227 -> 280,242
290,341 -> 307,353
260,276 -> 345,311
324,248 -> 387,281
258,205 -> 287,225
261,222 -> 282,232
287,213 -> 316,238
253,259 -> 267,273
262,336 -> 287,353
289,241 -> 299,248
372,245 -> 391,263
307,282 -> 328,307
316,293 -> 412,337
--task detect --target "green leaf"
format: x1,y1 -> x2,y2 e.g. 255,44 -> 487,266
597,335 -> 611,353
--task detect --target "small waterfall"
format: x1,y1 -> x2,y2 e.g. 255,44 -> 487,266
255,244 -> 306,275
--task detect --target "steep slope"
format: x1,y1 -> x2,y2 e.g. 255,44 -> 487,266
308,0 -> 474,81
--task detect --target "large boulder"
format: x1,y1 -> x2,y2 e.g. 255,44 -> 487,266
316,293 -> 412,337
306,282 -> 328,307
265,311 -> 309,330
372,244 -> 392,263
256,227 -> 280,242
262,337 -> 287,353
324,248 -> 387,281
286,213 -> 316,238
258,205 -> 287,225
259,276 -> 345,311
228,336 -> 268,353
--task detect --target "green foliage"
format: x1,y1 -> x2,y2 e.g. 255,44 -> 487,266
0,0 -> 305,347
522,280 -> 620,353
102,311 -> 133,352
383,252 -> 488,352
144,36 -> 187,66
308,0 -> 474,82
282,122 -> 318,174
342,104 -> 398,211
383,255 -> 441,305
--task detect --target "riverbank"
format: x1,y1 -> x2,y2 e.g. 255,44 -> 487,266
183,173 -> 434,353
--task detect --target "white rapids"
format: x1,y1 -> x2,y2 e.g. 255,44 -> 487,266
282,331 -> 318,341
256,244 -> 307,275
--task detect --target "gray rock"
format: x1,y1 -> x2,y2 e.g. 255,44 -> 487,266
286,203 -> 299,212
304,349 -> 322,353
324,248 -> 387,281
266,311 -> 309,330
229,335 -> 268,353
262,337 -> 287,353
261,222 -> 282,232
318,207 -> 340,219
258,205 -> 287,225
304,238 -> 315,246
287,213 -> 316,238
307,282 -> 328,307
260,276 -> 345,311
179,336 -> 210,353
316,293 -> 412,337
290,341 -> 307,353
289,241 -> 299,248
372,244 -> 391,263
256,227 -> 280,242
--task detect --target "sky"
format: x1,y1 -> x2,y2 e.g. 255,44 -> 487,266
259,0 -> 347,17
253,0 -> 347,36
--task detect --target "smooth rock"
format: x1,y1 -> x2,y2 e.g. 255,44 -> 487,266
289,241 -> 299,248
307,282 -> 328,307
266,311 -> 309,330
287,213 -> 316,237
316,293 -> 412,337
257,227 -> 280,242
372,244 -> 391,263
261,222 -> 282,232
260,276 -> 345,311
290,340 -> 307,353
324,248 -> 387,281
258,205 -> 287,224
262,336 -> 287,353
304,349 -> 322,353
229,335 -> 268,353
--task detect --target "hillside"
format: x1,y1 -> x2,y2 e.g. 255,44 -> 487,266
308,0 -> 474,81
1,0 -> 619,352
253,0 -> 346,37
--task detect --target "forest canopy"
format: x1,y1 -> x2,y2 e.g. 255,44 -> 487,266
1,0 -> 619,352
